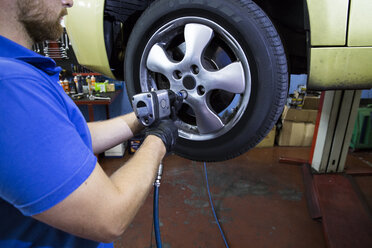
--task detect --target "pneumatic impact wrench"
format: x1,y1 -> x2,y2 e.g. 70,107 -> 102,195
131,89 -> 186,248
132,89 -> 186,126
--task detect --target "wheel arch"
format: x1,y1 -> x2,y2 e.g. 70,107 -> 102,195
253,0 -> 310,76
104,0 -> 154,80
105,0 -> 310,79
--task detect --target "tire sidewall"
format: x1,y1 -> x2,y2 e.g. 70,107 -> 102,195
125,0 -> 287,161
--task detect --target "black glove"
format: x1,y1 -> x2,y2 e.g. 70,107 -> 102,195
146,118 -> 178,153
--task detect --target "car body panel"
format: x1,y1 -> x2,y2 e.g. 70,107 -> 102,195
307,0 -> 372,90
306,0 -> 349,46
65,0 -> 372,90
309,47 -> 372,90
65,0 -> 114,78
348,0 -> 372,46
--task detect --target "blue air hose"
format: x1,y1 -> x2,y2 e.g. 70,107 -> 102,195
153,163 -> 163,248
154,184 -> 162,248
204,162 -> 230,248
152,162 -> 229,248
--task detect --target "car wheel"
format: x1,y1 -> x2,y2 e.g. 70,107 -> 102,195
124,0 -> 288,162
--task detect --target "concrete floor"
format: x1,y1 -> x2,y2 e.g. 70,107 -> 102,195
100,147 -> 372,248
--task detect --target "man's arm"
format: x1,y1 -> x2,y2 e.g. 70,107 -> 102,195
87,112 -> 143,154
33,135 -> 166,243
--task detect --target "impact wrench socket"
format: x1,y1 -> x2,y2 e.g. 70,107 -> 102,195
132,89 -> 186,127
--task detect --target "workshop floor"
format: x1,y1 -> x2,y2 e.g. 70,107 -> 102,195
100,147 -> 372,248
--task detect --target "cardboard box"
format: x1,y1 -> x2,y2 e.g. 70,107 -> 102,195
282,105 -> 318,123
278,121 -> 315,146
256,126 -> 276,148
106,83 -> 115,92
302,96 -> 320,110
104,143 -> 126,157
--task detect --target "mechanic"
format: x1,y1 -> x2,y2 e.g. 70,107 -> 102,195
0,0 -> 178,247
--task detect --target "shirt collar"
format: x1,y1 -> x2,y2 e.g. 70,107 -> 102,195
0,35 -> 61,76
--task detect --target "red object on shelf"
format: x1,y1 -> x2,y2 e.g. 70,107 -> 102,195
72,73 -> 101,76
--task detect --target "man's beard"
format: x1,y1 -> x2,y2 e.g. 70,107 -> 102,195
17,0 -> 67,43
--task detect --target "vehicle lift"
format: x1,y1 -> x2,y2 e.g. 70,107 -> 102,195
280,90 -> 372,248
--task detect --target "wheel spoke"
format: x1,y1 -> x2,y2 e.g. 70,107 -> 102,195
203,62 -> 245,94
184,23 -> 214,64
190,99 -> 224,134
146,43 -> 176,76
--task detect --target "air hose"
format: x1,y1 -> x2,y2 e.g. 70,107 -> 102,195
153,163 -> 163,248
152,162 -> 229,248
204,162 -> 230,248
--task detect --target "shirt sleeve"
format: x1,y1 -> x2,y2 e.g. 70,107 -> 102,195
0,74 -> 97,216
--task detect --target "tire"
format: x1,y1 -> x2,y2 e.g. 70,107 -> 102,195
124,0 -> 288,162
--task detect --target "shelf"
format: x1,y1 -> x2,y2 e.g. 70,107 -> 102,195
72,73 -> 101,76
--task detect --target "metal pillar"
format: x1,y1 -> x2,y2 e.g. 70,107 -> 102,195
311,90 -> 362,173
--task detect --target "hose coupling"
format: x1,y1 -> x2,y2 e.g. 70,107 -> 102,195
154,162 -> 163,187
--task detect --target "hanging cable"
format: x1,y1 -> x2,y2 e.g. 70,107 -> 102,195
204,162 -> 230,248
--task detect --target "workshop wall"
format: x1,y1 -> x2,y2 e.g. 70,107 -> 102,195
289,74 -> 308,94
361,88 -> 372,98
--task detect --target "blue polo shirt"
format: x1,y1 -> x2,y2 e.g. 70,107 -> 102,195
0,36 -> 112,247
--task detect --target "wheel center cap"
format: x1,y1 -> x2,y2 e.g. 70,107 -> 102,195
183,75 -> 196,90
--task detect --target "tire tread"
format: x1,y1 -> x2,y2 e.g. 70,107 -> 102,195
210,0 -> 288,162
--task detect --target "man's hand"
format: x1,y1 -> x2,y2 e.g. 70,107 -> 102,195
146,119 -> 178,153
